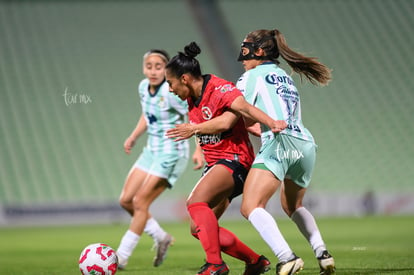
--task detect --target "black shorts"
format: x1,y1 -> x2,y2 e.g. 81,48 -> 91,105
202,159 -> 249,202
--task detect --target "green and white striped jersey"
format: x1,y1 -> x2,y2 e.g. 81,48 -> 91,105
138,79 -> 189,155
236,62 -> 314,143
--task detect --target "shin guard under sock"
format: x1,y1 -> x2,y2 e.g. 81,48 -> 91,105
187,202 -> 222,264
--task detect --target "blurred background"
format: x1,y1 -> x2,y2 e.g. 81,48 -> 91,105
1,0 -> 413,226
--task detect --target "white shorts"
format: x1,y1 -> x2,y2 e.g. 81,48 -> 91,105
253,134 -> 317,188
134,147 -> 189,187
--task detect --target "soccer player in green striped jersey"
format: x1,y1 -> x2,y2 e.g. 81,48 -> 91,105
116,49 -> 204,269
237,29 -> 336,275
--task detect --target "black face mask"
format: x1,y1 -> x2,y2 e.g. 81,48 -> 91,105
237,42 -> 262,61
237,36 -> 279,62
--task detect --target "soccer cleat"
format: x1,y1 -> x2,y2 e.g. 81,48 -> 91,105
318,250 -> 335,275
196,261 -> 229,275
275,254 -> 304,275
153,233 -> 174,267
244,255 -> 271,275
116,253 -> 128,270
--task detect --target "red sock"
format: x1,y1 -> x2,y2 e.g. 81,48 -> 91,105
192,226 -> 260,264
187,202 -> 222,264
219,227 -> 260,264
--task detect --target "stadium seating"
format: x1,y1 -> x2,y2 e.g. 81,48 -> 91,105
0,0 -> 413,221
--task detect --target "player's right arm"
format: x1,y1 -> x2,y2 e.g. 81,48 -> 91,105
230,95 -> 287,133
165,111 -> 239,141
124,115 -> 147,154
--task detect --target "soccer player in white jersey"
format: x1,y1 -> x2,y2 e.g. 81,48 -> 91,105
116,49 -> 204,269
236,29 -> 336,275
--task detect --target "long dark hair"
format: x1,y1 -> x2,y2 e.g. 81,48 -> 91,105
166,42 -> 203,78
246,29 -> 332,86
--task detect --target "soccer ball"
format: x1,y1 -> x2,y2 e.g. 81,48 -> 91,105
79,243 -> 118,275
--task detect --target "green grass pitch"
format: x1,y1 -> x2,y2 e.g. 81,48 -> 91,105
0,215 -> 413,274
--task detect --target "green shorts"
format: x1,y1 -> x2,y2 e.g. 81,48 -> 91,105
252,134 -> 317,188
134,147 -> 189,188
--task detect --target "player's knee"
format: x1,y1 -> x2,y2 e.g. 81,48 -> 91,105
119,196 -> 131,211
240,205 -> 249,219
240,202 -> 255,219
131,196 -> 147,212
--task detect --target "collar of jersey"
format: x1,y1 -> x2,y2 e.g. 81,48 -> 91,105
192,74 -> 211,107
147,79 -> 166,97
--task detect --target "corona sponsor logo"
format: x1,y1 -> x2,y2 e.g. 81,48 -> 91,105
265,73 -> 294,86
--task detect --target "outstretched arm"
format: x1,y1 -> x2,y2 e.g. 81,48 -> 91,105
166,110 -> 240,141
230,95 -> 287,133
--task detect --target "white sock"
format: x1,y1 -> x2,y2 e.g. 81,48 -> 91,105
144,217 -> 167,242
117,230 -> 140,259
291,206 -> 326,257
248,207 -> 293,262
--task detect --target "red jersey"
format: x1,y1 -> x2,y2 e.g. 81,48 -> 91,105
187,74 -> 254,169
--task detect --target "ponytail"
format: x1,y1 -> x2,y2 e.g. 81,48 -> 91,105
246,29 -> 332,86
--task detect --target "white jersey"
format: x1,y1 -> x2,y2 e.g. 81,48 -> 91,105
138,79 -> 189,156
237,62 -> 314,143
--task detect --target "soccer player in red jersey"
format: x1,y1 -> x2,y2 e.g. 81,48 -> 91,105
165,42 -> 286,275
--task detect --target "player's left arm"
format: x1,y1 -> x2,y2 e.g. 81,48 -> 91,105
246,122 -> 261,137
230,95 -> 287,133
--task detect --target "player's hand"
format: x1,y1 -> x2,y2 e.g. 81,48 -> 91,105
271,120 -> 288,133
166,123 -> 196,141
123,136 -> 136,154
246,122 -> 261,137
192,151 -> 204,170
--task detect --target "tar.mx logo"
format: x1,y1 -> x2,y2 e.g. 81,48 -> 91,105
275,142 -> 304,162
63,86 -> 92,106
